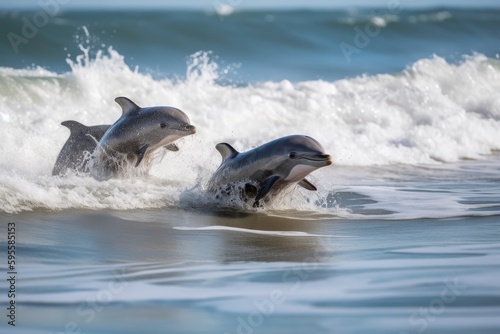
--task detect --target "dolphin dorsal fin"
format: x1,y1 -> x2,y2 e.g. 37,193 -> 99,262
215,143 -> 239,162
115,97 -> 141,116
61,120 -> 88,134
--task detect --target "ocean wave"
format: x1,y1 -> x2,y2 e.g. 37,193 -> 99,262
408,11 -> 452,23
335,10 -> 452,27
0,47 -> 499,213
334,9 -> 500,27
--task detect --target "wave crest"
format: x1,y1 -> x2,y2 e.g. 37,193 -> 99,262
0,47 -> 499,213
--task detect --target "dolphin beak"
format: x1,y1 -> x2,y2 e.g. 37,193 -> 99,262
304,154 -> 333,166
185,125 -> 196,134
320,154 -> 333,166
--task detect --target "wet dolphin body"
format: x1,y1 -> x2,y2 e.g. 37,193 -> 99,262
91,97 -> 196,179
207,135 -> 333,207
52,121 -> 111,176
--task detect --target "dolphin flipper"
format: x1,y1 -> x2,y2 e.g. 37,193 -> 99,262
254,175 -> 281,207
298,178 -> 317,191
135,144 -> 149,167
216,143 -> 239,162
165,143 -> 179,152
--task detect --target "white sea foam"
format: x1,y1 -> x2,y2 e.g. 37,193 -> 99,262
369,15 -> 399,27
214,4 -> 235,16
0,47 -> 499,213
172,225 -> 338,237
408,11 -> 452,24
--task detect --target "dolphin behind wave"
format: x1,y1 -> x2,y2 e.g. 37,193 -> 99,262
52,121 -> 111,176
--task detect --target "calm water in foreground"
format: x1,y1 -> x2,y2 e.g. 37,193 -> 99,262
2,156 -> 500,334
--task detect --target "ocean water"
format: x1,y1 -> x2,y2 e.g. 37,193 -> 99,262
1,7 -> 500,334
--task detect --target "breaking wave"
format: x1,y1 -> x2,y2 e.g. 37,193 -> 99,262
0,46 -> 499,213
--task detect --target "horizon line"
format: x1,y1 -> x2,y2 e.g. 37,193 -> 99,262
1,4 -> 500,10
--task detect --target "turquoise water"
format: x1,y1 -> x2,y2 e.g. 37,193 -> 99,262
1,8 -> 500,81
1,7 -> 500,334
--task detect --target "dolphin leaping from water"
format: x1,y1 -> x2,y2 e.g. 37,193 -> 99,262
207,135 -> 332,207
52,121 -> 111,176
90,97 -> 196,179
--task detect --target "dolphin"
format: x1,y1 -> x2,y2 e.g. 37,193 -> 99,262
90,97 -> 196,179
52,121 -> 111,176
207,135 -> 333,207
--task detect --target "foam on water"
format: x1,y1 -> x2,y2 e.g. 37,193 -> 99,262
1,46 -> 499,214
172,225 -> 339,237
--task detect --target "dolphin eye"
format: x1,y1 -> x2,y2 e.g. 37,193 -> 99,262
289,152 -> 297,159
160,123 -> 167,128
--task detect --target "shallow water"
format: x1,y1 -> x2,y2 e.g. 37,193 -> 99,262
2,156 -> 500,334
1,6 -> 500,334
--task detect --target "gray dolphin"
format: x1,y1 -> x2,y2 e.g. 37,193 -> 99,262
207,135 -> 333,207
52,121 -> 111,176
91,97 -> 196,179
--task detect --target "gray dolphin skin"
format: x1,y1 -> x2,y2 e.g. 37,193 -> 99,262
91,97 -> 196,179
52,121 -> 111,176
207,135 -> 333,207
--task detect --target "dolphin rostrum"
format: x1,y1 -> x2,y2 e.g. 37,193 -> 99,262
91,97 -> 196,179
52,121 -> 111,176
207,135 -> 333,207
